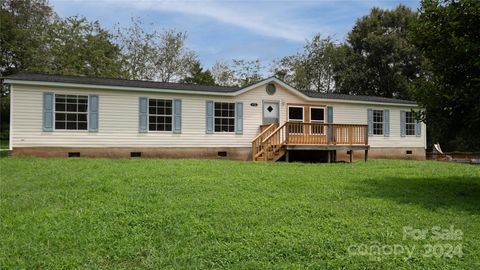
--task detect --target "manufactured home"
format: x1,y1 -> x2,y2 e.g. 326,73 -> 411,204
3,73 -> 426,162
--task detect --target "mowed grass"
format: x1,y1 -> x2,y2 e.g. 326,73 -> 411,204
1,158 -> 479,269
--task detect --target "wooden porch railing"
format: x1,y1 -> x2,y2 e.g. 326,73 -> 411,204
252,122 -> 369,161
285,122 -> 369,145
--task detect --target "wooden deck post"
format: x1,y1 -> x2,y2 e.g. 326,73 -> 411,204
364,149 -> 368,162
285,150 -> 290,162
327,124 -> 332,145
349,150 -> 353,163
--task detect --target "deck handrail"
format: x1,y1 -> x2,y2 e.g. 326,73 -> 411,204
252,122 -> 369,161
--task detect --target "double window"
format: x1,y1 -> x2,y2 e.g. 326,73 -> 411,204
405,111 -> 416,136
372,109 -> 384,135
148,99 -> 172,131
55,94 -> 88,130
214,102 -> 235,132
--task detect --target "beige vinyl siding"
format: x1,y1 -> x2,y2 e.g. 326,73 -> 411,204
10,83 -> 425,149
10,84 -> 303,148
331,102 -> 426,148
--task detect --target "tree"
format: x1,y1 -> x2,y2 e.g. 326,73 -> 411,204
41,16 -> 124,77
153,30 -> 197,82
114,18 -> 157,80
211,62 -> 235,86
1,0 -> 55,140
337,5 -> 424,99
181,61 -> 216,85
410,0 -> 480,150
231,59 -> 263,87
0,0 -> 55,76
272,35 -> 341,92
115,18 -> 197,82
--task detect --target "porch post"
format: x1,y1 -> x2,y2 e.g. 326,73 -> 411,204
349,150 -> 353,163
365,149 -> 368,162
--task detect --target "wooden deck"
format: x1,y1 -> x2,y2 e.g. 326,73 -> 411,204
252,122 -> 369,162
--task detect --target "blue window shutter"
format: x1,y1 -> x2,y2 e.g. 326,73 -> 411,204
43,92 -> 54,132
88,95 -> 99,132
206,101 -> 214,134
416,120 -> 422,137
383,109 -> 390,137
139,97 -> 148,133
400,111 -> 406,137
367,109 -> 373,136
327,106 -> 333,123
173,99 -> 182,134
235,102 -> 243,134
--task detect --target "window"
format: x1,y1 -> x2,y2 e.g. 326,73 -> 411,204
288,106 -> 304,121
214,102 -> 235,132
405,111 -> 416,136
55,94 -> 88,130
288,106 -> 304,133
149,99 -> 172,131
373,110 -> 384,135
310,107 -> 325,134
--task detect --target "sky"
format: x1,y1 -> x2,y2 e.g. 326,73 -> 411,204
50,0 -> 420,69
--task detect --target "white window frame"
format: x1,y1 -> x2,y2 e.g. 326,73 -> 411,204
147,98 -> 173,133
53,93 -> 89,132
287,105 -> 305,134
405,111 -> 416,136
310,106 -> 326,135
372,109 -> 384,136
214,102 -> 236,133
287,105 -> 304,122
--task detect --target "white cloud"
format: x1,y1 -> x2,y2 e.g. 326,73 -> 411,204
103,0 -> 320,42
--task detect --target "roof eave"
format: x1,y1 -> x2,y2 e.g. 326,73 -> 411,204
4,78 -> 419,107
3,79 -> 239,96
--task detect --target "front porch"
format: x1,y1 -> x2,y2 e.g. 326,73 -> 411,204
252,122 -> 370,162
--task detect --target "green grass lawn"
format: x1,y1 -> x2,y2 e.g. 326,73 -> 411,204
1,158 -> 479,269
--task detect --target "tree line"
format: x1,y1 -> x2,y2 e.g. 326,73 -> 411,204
1,0 -> 479,151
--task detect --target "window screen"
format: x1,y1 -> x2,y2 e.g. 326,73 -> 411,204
55,94 -> 88,130
405,111 -> 416,136
148,99 -> 173,131
310,108 -> 325,122
373,110 -> 384,135
288,107 -> 303,121
214,102 -> 235,132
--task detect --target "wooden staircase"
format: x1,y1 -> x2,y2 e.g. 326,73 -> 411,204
252,122 -> 287,161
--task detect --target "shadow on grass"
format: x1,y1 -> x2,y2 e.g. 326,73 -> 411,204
352,176 -> 480,213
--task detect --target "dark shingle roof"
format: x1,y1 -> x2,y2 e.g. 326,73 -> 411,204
302,91 -> 417,105
4,72 -> 417,105
4,72 -> 240,93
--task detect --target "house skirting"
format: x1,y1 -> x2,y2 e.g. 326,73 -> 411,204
11,146 -> 425,161
336,147 -> 426,161
11,147 -> 252,160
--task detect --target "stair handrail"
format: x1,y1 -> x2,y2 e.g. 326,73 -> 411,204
261,122 -> 287,144
261,122 -> 288,160
251,123 -> 277,160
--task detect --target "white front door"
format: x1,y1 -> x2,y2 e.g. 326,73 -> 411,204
263,102 -> 279,124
